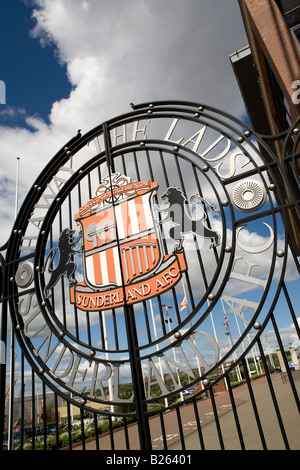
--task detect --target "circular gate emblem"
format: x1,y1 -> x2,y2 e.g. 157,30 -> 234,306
231,179 -> 266,212
7,102 -> 283,412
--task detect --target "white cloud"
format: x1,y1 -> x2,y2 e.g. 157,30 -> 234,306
0,106 -> 26,121
29,0 -> 248,125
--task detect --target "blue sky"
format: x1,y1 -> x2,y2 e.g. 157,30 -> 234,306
0,0 -> 71,127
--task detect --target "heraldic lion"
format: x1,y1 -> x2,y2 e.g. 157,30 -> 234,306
43,228 -> 81,298
158,187 -> 220,251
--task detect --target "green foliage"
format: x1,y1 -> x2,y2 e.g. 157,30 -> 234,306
114,391 -> 136,415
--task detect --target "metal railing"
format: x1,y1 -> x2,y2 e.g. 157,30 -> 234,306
0,101 -> 299,451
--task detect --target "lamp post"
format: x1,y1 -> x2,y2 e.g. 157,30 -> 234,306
161,304 -> 183,400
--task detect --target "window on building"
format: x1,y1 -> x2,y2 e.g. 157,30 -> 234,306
276,0 -> 300,42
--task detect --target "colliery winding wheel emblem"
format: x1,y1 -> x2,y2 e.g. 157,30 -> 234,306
231,179 -> 266,212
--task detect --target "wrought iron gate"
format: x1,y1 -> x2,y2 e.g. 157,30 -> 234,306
0,101 -> 299,451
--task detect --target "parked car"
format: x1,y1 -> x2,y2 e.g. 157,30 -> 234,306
182,387 -> 197,398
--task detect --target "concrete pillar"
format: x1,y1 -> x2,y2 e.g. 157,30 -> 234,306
289,346 -> 299,371
276,348 -> 286,372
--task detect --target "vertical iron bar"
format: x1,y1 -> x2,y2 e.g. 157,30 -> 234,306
31,370 -> 36,450
108,415 -> 115,450
20,353 -> 25,450
42,382 -> 47,449
125,305 -> 152,449
8,327 -> 15,450
225,374 -> 245,450
98,311 -> 105,349
283,282 -> 300,339
80,407 -> 85,450
58,207 -> 67,328
94,413 -> 100,450
143,301 -> 152,344
86,311 -> 92,346
0,298 -> 7,450
112,309 -> 119,350
257,337 -> 290,450
54,393 -> 59,450
176,406 -> 185,450
158,298 -> 167,337
192,163 -> 220,264
271,314 -> 300,412
67,401 -> 72,450
159,410 -> 168,450
209,387 -> 225,450
192,399 -> 205,450
242,357 -> 267,450
124,417 -> 130,450
0,249 -> 8,450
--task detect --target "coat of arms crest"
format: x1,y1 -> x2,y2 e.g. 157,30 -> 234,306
69,171 -> 187,310
43,171 -> 220,311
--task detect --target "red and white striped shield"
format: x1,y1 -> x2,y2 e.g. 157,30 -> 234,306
75,178 -> 163,290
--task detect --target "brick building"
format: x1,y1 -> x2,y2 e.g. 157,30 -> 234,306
232,0 -> 300,134
230,0 -> 300,252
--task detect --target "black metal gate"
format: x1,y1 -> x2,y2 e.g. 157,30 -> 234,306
0,101 -> 299,451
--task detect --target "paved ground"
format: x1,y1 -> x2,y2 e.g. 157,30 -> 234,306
72,372 -> 300,451
170,372 -> 300,450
